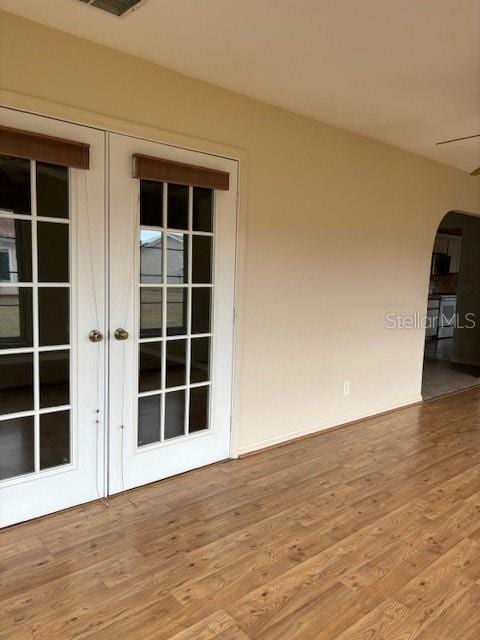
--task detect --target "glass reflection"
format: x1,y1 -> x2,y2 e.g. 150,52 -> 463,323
165,390 -> 185,439
191,337 -> 210,383
40,410 -> 70,470
0,219 -> 32,282
192,236 -> 212,284
167,184 -> 188,230
140,180 -> 163,227
0,353 -> 34,415
167,287 -> 187,336
0,156 -> 31,215
138,394 -> 161,446
36,163 -> 69,219
167,233 -> 188,283
191,288 -> 211,335
0,288 -> 33,349
140,230 -> 162,283
0,416 -> 34,480
38,288 -> 69,347
39,350 -> 70,408
140,288 -> 162,338
37,222 -> 69,282
189,386 -> 209,433
139,342 -> 162,392
166,339 -> 186,388
192,188 -> 213,232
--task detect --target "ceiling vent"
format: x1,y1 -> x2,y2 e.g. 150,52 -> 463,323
78,0 -> 148,17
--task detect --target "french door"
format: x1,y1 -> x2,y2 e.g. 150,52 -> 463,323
0,108 -> 106,527
107,133 -> 236,493
0,109 -> 237,527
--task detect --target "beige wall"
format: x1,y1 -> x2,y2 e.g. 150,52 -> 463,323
1,12 -> 479,454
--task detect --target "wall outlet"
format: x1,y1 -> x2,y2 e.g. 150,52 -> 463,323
343,380 -> 351,396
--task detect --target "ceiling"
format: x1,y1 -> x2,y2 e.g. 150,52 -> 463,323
1,0 -> 479,173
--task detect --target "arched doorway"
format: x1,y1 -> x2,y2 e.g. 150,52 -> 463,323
422,211 -> 480,399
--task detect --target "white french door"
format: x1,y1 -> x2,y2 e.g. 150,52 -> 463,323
0,108 -> 106,528
0,110 -> 237,526
107,133 -> 237,493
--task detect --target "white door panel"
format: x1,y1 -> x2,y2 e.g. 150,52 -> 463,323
0,108 -> 106,527
107,133 -> 237,493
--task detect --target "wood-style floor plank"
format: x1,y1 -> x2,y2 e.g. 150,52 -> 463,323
3,387 -> 480,638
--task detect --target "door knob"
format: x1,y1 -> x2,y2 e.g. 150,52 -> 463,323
88,329 -> 104,343
114,328 -> 129,341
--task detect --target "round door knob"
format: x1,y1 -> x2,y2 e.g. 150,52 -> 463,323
88,329 -> 104,343
114,328 -> 129,341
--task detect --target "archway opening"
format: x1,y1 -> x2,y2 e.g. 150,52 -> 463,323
422,211 -> 480,400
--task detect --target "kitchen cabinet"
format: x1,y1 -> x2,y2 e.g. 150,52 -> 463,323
433,233 -> 462,274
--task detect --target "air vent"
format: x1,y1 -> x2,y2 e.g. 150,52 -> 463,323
78,0 -> 147,17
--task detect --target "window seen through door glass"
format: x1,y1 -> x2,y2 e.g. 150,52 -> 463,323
0,288 -> 33,349
0,353 -> 34,415
140,180 -> 163,227
0,156 -> 31,215
167,184 -> 188,229
140,230 -> 162,283
40,410 -> 70,469
0,417 -> 34,480
167,233 -> 188,283
0,219 -> 32,282
36,163 -> 69,219
37,222 -> 69,282
192,187 -> 213,232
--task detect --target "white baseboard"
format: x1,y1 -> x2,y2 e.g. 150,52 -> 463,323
236,395 -> 423,457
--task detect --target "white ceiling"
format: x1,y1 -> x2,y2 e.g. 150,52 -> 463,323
1,0 -> 479,173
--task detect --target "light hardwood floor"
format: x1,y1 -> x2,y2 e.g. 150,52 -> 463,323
2,388 -> 480,639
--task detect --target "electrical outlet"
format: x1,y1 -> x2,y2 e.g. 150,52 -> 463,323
343,380 -> 351,396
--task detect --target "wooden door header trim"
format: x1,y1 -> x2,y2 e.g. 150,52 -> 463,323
133,153 -> 229,190
0,125 -> 90,169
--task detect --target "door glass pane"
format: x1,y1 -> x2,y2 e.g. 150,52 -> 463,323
191,288 -> 211,334
167,288 -> 187,336
38,288 -> 69,346
40,410 -> 70,470
189,386 -> 209,433
36,163 -> 69,219
0,219 -> 32,282
0,288 -> 33,349
140,287 -> 162,338
166,339 -> 186,388
37,222 -> 69,282
165,390 -> 185,439
192,236 -> 212,284
138,394 -> 161,446
167,232 -> 188,283
140,180 -> 163,227
39,350 -> 70,408
0,353 -> 34,415
139,342 -> 162,393
136,179 -> 217,447
0,416 -> 34,480
140,230 -> 162,283
167,184 -> 188,230
0,156 -> 31,215
191,337 -> 210,383
192,187 -> 213,232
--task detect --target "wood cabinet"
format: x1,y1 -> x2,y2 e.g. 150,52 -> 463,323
434,233 -> 462,273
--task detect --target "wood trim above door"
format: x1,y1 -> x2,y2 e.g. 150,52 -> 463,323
133,153 -> 230,190
0,125 -> 90,169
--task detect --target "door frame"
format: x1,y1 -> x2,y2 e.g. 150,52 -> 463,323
0,94 -> 245,500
